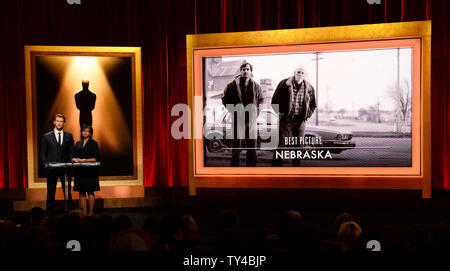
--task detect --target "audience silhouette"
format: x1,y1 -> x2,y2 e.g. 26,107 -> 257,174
1,207 -> 449,252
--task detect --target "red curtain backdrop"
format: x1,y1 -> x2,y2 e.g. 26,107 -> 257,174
0,0 -> 448,189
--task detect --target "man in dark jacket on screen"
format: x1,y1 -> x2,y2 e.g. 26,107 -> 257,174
222,62 -> 263,166
271,66 -> 316,166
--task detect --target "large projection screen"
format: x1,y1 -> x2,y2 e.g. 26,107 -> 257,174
186,21 -> 431,198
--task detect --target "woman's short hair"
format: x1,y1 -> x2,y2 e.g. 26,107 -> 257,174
81,125 -> 93,139
334,212 -> 355,229
181,215 -> 199,240
339,221 -> 362,242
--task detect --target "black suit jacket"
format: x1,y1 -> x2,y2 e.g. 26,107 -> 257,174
40,130 -> 74,165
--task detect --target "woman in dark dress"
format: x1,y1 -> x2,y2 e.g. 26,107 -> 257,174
72,125 -> 100,216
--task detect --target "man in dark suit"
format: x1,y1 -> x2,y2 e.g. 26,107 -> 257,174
40,114 -> 74,216
271,67 -> 316,166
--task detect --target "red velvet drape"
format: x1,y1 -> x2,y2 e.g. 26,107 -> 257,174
0,0 -> 448,189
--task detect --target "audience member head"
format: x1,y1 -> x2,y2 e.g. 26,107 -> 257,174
60,210 -> 84,232
143,216 -> 160,236
181,215 -> 199,240
277,210 -> 303,241
58,210 -> 85,247
30,226 -> 51,251
217,209 -> 240,233
68,209 -> 84,218
160,216 -> 183,243
429,223 -> 450,251
359,226 -> 381,251
112,228 -> 152,251
214,210 -> 241,251
334,212 -> 355,231
65,210 -> 85,229
102,214 -> 114,226
338,221 -> 362,251
30,207 -> 47,227
89,215 -> 114,251
12,226 -> 51,251
380,225 -> 404,251
11,212 -> 32,231
410,224 -> 430,251
113,214 -> 133,235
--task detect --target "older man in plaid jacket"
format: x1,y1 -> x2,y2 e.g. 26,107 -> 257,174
271,67 -> 317,166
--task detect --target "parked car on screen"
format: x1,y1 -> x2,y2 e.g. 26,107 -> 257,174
204,109 -> 356,153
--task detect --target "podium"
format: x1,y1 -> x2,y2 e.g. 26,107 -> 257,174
45,162 -> 101,213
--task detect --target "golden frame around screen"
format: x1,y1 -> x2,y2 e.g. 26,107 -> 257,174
186,21 -> 431,198
25,46 -> 143,188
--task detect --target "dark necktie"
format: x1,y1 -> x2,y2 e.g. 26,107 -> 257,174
58,132 -> 61,145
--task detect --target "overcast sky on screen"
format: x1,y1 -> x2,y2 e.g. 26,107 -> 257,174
221,48 -> 412,112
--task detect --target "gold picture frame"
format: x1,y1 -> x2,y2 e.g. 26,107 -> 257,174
186,21 -> 431,198
25,46 -> 143,189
